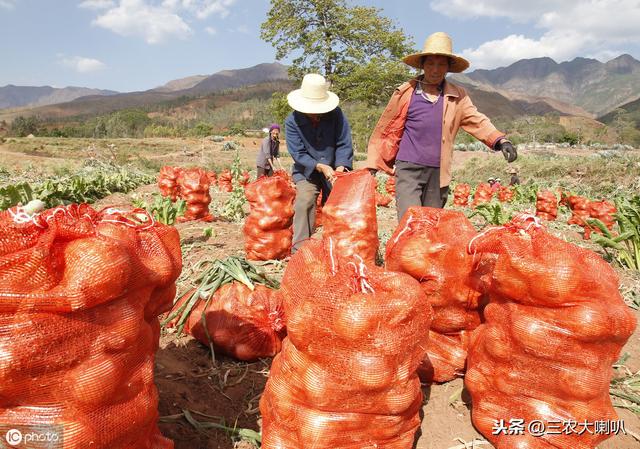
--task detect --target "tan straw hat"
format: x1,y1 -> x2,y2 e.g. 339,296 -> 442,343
403,32 -> 470,73
287,73 -> 340,114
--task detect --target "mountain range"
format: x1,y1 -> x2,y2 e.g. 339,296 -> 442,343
1,56 -> 639,127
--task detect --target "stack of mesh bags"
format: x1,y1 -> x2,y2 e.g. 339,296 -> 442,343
535,190 -> 558,220
157,166 -> 182,201
386,206 -> 490,383
453,183 -> 471,206
0,203 -> 182,448
472,183 -> 493,207
177,167 -> 212,222
218,169 -> 233,192
465,214 -> 636,449
260,169 -> 431,447
244,171 -> 295,260
497,186 -> 514,202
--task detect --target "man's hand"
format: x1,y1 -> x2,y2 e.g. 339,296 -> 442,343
316,163 -> 335,182
495,139 -> 517,163
335,166 -> 346,173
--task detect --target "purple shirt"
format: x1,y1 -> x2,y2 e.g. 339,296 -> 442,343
396,86 -> 444,167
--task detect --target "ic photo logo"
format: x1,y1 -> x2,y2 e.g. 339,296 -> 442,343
5,428 -> 22,446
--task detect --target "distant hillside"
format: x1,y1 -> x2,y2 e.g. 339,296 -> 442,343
0,62 -> 290,122
153,75 -> 209,92
599,97 -> 640,128
451,54 -> 640,116
0,85 -> 117,110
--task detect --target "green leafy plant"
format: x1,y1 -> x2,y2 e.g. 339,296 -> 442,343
589,195 -> 640,271
469,202 -> 512,226
134,194 -> 186,225
222,151 -> 247,222
0,182 -> 34,210
512,183 -> 539,205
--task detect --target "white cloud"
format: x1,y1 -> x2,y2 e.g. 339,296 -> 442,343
0,0 -> 16,10
92,0 -> 192,44
79,0 -> 115,9
60,56 -> 106,73
234,24 -> 249,34
431,0 -> 640,68
89,0 -> 236,44
167,0 -> 237,19
204,26 -> 216,35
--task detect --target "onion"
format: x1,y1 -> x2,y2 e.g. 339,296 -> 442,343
351,352 -> 395,390
67,356 -> 123,406
333,293 -> 371,340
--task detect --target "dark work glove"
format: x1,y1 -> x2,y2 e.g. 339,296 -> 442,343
495,139 -> 517,163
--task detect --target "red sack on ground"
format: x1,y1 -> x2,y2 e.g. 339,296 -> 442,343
385,176 -> 396,196
0,204 -> 182,449
375,191 -> 392,207
260,239 -> 432,448
453,183 -> 471,206
535,190 -> 558,220
385,207 -> 490,383
244,174 -> 295,260
497,186 -> 514,202
218,169 -> 233,192
585,199 -> 617,239
472,183 -> 493,207
322,170 -> 378,264
465,215 -> 636,449
239,170 -> 251,186
177,167 -> 212,222
206,170 -> 217,185
169,283 -> 285,361
567,195 -> 590,227
158,166 -> 182,201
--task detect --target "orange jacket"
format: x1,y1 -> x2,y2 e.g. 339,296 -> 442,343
366,77 -> 505,187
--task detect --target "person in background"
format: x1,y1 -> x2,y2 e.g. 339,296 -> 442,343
257,123 -> 281,177
508,167 -> 521,185
366,32 -> 518,220
284,73 -> 353,253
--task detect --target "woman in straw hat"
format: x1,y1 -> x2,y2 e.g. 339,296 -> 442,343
366,32 -> 517,220
284,73 -> 353,253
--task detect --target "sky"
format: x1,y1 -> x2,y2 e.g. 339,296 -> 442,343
1,0 -> 639,92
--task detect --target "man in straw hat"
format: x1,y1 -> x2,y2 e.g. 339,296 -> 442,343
366,32 -> 517,220
285,73 -> 353,253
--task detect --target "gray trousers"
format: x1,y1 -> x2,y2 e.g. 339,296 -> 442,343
292,178 -> 322,253
257,166 -> 273,177
395,160 -> 449,221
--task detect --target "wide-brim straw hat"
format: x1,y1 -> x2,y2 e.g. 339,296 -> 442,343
403,32 -> 470,73
287,73 -> 339,114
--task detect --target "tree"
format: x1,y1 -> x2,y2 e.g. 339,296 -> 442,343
11,115 -> 39,137
261,0 -> 414,105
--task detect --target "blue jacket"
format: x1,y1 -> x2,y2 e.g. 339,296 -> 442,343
284,107 -> 353,185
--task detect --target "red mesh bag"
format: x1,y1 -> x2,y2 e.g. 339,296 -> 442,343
567,195 -> 590,227
322,170 -> 378,264
260,239 -> 432,447
497,186 -> 514,202
239,170 -> 251,186
465,215 -> 636,449
453,183 -> 471,206
168,283 -> 285,361
585,200 -> 617,239
376,191 -> 392,207
314,194 -> 324,229
0,204 -> 182,449
472,183 -> 493,207
218,169 -> 233,192
385,176 -> 396,196
157,165 -> 182,201
385,207 -> 490,383
244,174 -> 295,260
177,167 -> 212,222
535,190 -> 558,220
206,170 -> 217,185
